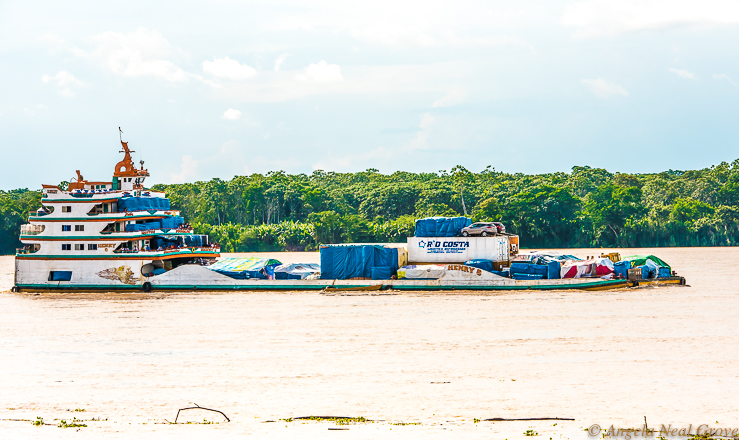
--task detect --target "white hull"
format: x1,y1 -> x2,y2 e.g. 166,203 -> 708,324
14,258 -> 638,291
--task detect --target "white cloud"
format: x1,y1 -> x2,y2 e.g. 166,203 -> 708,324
713,73 -> 739,88
88,27 -> 189,81
42,70 -> 85,96
563,0 -> 739,38
203,57 -> 256,80
170,155 -> 198,184
582,78 -> 629,98
215,60 -> 469,103
222,108 -> 242,120
296,60 -> 343,82
668,68 -> 696,79
274,53 -> 289,72
78,27 -> 216,86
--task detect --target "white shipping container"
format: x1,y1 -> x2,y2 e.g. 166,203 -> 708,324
407,236 -> 511,264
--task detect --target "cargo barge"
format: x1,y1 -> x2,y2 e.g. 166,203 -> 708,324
12,138 -> 686,292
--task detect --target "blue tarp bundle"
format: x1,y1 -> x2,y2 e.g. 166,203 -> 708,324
371,266 -> 395,280
658,267 -> 672,278
150,235 -> 181,249
118,196 -> 171,212
510,262 -> 548,278
320,245 -> 399,280
414,217 -> 472,237
465,259 -> 494,272
160,216 -> 184,229
635,264 -> 651,279
613,260 -> 631,278
547,261 -> 561,280
124,217 -> 183,232
125,221 -> 161,232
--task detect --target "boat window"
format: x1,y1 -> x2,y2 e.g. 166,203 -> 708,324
88,244 -> 98,250
61,244 -> 71,250
74,244 -> 84,250
75,225 -> 84,231
62,206 -> 72,213
48,271 -> 72,281
62,225 -> 71,231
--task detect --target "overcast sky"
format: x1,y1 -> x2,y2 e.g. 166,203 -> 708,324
2,0 -> 739,189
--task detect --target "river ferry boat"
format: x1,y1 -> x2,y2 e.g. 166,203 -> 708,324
14,139 -> 220,292
13,139 -> 685,292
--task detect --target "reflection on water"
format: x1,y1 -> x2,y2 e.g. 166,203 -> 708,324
1,248 -> 738,439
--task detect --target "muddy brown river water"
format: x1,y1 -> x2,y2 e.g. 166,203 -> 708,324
1,247 -> 737,439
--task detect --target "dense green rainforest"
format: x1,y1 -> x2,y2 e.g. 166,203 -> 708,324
3,162 -> 739,254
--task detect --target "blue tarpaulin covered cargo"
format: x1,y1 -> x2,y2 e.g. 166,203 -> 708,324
123,216 -> 184,232
117,196 -> 171,212
320,245 -> 399,280
125,221 -> 161,232
635,264 -> 651,279
465,259 -> 494,272
208,257 -> 282,280
371,266 -> 395,280
613,260 -> 631,278
414,217 -> 472,237
510,262 -> 548,278
150,235 -> 181,249
547,261 -> 561,280
160,216 -> 184,229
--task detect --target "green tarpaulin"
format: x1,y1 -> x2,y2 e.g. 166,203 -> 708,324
622,255 -> 671,269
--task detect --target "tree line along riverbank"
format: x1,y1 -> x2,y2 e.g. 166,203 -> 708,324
2,162 -> 739,254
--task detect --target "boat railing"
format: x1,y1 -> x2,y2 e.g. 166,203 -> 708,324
16,245 -> 40,254
112,244 -> 219,254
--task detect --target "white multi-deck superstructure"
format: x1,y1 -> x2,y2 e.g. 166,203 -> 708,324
14,139 -> 220,291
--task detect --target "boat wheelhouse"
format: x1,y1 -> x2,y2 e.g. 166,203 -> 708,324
14,139 -> 219,290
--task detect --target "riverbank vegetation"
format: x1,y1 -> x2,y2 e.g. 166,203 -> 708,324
2,161 -> 739,254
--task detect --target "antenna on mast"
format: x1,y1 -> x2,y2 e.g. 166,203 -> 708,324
119,126 -> 123,142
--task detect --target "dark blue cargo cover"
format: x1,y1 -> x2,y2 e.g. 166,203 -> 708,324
118,196 -> 171,212
613,260 -> 631,278
320,245 -> 398,280
125,221 -> 161,232
465,259 -> 494,272
161,216 -> 184,229
414,217 -> 472,237
371,266 -> 394,280
510,262 -> 548,277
